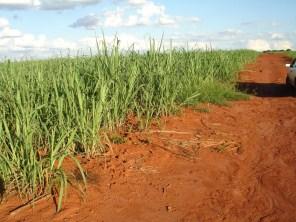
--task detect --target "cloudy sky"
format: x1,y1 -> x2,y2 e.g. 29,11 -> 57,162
0,0 -> 295,59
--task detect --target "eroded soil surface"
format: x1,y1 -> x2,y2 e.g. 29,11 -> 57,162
1,53 -> 296,222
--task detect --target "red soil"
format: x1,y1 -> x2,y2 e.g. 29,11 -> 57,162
1,53 -> 296,222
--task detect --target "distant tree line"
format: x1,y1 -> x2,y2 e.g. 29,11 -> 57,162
263,49 -> 292,53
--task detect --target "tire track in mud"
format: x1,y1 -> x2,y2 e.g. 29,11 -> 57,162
206,53 -> 296,222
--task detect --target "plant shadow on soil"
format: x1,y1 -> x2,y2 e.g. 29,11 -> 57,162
237,82 -> 296,97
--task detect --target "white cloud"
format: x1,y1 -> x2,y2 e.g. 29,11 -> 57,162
0,23 -> 214,59
135,0 -> 164,18
51,37 -> 77,49
133,0 -> 178,26
71,0 -> 198,29
158,15 -> 176,26
4,34 -> 43,52
247,38 -> 293,51
39,0 -> 101,10
127,0 -> 148,5
271,21 -> 280,27
15,34 -> 47,50
69,14 -> 99,29
0,17 -> 9,28
0,27 -> 22,38
190,17 -> 200,23
219,29 -> 242,37
126,15 -> 146,26
272,40 -> 293,50
0,0 -> 101,10
271,33 -> 284,40
103,8 -> 125,27
3,12 -> 293,59
0,33 -> 79,59
0,0 -> 37,10
247,39 -> 271,51
0,16 -> 80,59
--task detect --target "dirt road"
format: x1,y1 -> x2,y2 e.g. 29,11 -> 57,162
1,53 -> 296,222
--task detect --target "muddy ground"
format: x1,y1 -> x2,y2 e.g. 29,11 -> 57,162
0,53 -> 296,222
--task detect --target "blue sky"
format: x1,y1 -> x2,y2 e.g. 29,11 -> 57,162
0,0 -> 295,59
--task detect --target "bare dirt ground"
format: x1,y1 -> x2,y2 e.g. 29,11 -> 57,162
1,53 -> 296,222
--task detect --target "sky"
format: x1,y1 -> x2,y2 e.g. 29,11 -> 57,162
0,0 -> 295,59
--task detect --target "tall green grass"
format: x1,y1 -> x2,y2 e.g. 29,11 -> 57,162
286,50 -> 296,59
0,40 -> 258,210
